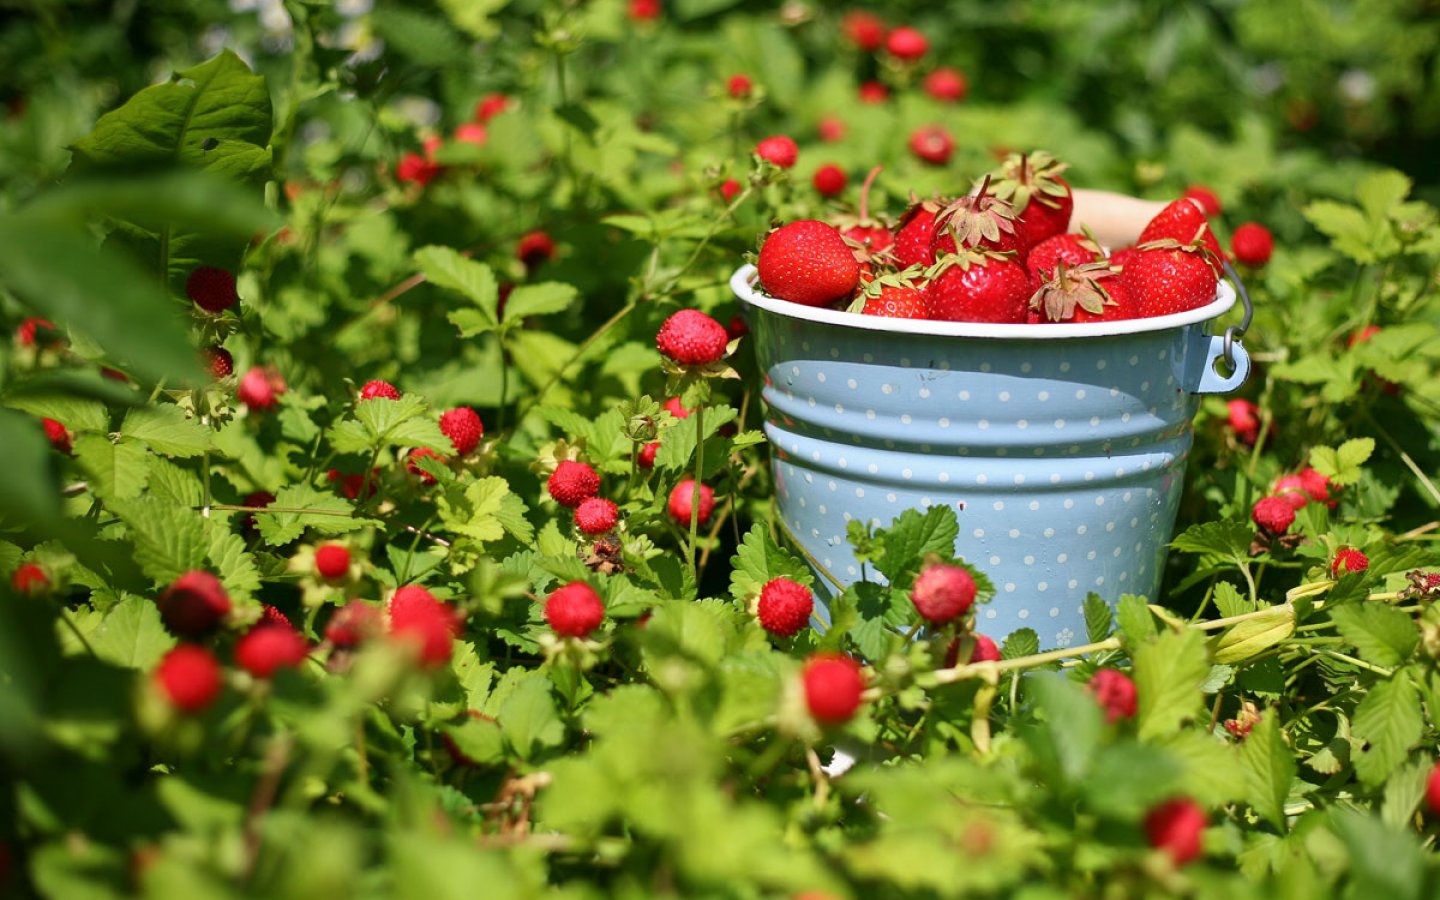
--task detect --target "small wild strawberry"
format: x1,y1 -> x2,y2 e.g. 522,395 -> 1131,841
755,135 -> 799,169
817,116 -> 846,142
667,479 -> 715,526
858,81 -> 889,104
663,396 -> 694,419
517,230 -> 556,268
314,544 -> 351,581
1252,496 -> 1296,535
1087,669 -> 1138,723
474,92 -> 510,122
549,460 -> 601,508
1273,475 -> 1310,510
757,577 -> 814,637
545,581 -> 606,638
326,600 -> 383,648
454,122 -> 487,146
841,10 -> 886,51
439,407 -> 484,456
910,563 -> 977,624
41,418 -> 72,455
203,347 -> 233,379
1226,398 -> 1261,445
923,67 -> 968,102
359,379 -> 400,400
638,442 -> 660,468
942,633 -> 1001,668
1427,762 -> 1440,815
186,266 -> 239,314
628,0 -> 661,21
718,178 -> 742,202
11,562 -> 48,595
908,125 -> 954,166
802,653 -> 865,725
16,316 -> 59,348
656,309 -> 729,366
154,644 -> 224,714
1298,467 -> 1336,506
396,151 -> 441,186
884,26 -> 927,60
237,365 -> 286,412
575,497 -> 619,535
813,164 -> 847,197
727,74 -> 753,99
1144,798 -> 1207,866
388,585 -> 462,667
757,220 -> 861,307
1182,185 -> 1222,217
157,571 -> 232,637
234,623 -> 309,679
1231,223 -> 1274,267
1332,548 -> 1369,577
406,447 -> 447,484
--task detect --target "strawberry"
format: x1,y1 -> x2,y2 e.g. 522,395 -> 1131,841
1231,222 -> 1274,267
628,0 -> 660,21
755,135 -> 799,169
1087,669 -> 1138,723
1144,798 -> 1207,866
1138,198 -> 1224,260
314,544 -> 351,581
328,469 -> 379,500
657,309 -> 729,366
909,125 -> 954,166
842,11 -> 886,51
237,365 -> 286,412
396,151 -> 441,186
861,280 -> 928,319
718,178 -> 742,203
1183,184 -> 1222,217
638,442 -> 660,468
667,478 -> 715,526
1298,467 -> 1336,506
858,81 -> 889,104
910,563 -> 977,624
153,645 -> 223,714
260,605 -> 292,629
757,577 -> 813,637
813,164 -> 847,197
406,447 -> 447,484
203,347 -> 233,379
942,633 -> 1001,668
1273,475 -> 1309,510
517,230 -> 556,268
1332,548 -> 1369,577
1252,496 -> 1296,534
1226,398 -> 1260,445
725,314 -> 748,340
757,220 -> 861,307
892,196 -> 948,268
925,251 -> 1032,324
186,266 -> 239,314
474,92 -> 510,122
575,497 -> 619,535
1427,763 -> 1440,815
923,67 -> 968,102
884,26 -> 927,60
359,379 -> 400,400
549,460 -> 601,508
1026,232 -> 1102,282
1122,241 -> 1219,317
544,581 -> 605,638
388,585 -> 462,667
16,316 -> 60,348
325,600 -> 383,648
663,396 -> 694,420
11,562 -> 48,595
817,116 -> 846,142
240,490 -> 275,535
454,123 -> 486,146
832,166 -> 893,260
727,74 -> 753,99
41,417 -> 72,455
439,407 -> 484,456
802,653 -> 865,725
1223,700 -> 1262,740
989,152 -> 1073,248
157,571 -> 231,637
931,176 -> 1026,256
1029,262 -> 1128,324
234,623 -> 309,679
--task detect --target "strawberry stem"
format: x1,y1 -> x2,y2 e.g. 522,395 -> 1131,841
858,165 -> 882,221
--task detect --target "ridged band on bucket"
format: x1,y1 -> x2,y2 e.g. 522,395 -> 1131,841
731,264 -> 1251,649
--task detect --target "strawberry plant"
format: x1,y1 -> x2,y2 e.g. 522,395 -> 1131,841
3,4 -> 1440,898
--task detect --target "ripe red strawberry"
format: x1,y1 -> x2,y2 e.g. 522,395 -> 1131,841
454,123 -> 486,146
396,151 -> 441,186
719,178 -> 742,202
884,26 -> 927,60
668,479 -> 715,526
664,396 -> 694,419
575,497 -> 619,535
388,585 -> 462,667
755,135 -> 798,169
757,220 -> 861,307
1231,223 -> 1274,267
909,125 -> 954,166
1088,668 -> 1138,722
942,633 -> 1002,668
638,442 -> 660,468
549,460 -> 601,508
910,563 -> 977,624
628,0 -> 660,21
727,74 -> 753,99
926,252 -> 1032,324
923,67 -> 968,102
891,197 -> 947,268
260,605 -> 291,629
325,600 -> 382,648
1252,496 -> 1296,534
154,645 -> 223,714
41,418 -> 72,455
726,314 -> 748,340
1348,324 -> 1381,348
833,166 -> 893,260
813,164 -> 847,197
1299,467 -> 1336,506
1183,185 -> 1222,217
157,570 -> 231,637
474,92 -> 510,122
11,562 -> 48,594
437,407 -> 483,456
1274,475 -> 1308,510
359,379 -> 400,400
931,177 -> 1025,256
861,282 -> 928,319
1029,262 -> 1129,324
1144,798 -> 1207,866
328,469 -> 379,500
1226,398 -> 1260,445
237,365 -> 286,412
16,316 -> 59,348
235,623 -> 309,679
186,266 -> 239,313
545,581 -> 605,638
203,347 -> 233,378
817,116 -> 846,142
1108,246 -> 1139,270
1123,243 -> 1219,317
1427,762 -> 1440,815
1332,548 -> 1369,576
1026,232 -> 1102,282
406,447 -> 447,484
314,544 -> 351,580
757,577 -> 813,637
1138,198 -> 1224,260
802,653 -> 865,725
517,230 -> 556,268
841,11 -> 886,51
858,81 -> 889,104
985,152 -> 1073,248
657,309 -> 729,366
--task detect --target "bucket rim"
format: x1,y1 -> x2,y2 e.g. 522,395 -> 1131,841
731,264 -> 1238,340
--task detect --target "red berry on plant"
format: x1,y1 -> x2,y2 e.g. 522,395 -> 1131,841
1182,185 -> 1222,217
817,116 -> 846,142
727,74 -> 753,98
474,92 -> 510,122
1144,798 -> 1207,866
1231,223 -> 1274,267
638,442 -> 660,468
1226,398 -> 1260,445
396,152 -> 441,186
406,447 -> 447,484
549,460 -> 602,508
154,645 -> 223,714
440,407 -> 484,456
544,581 -> 606,638
910,563 -> 977,624
657,309 -> 729,366
203,347 -> 233,378
11,563 -> 48,594
1273,475 -> 1310,510
719,178 -> 742,202
858,81 -> 889,104
841,11 -> 886,51
16,316 -> 58,347
813,164 -> 847,197
1332,548 -> 1369,577
314,544 -> 351,581
157,571 -> 231,638
923,67 -> 968,102
234,623 -> 309,679
359,379 -> 400,401
454,122 -> 487,146
628,0 -> 661,21
1252,496 -> 1296,534
802,653 -> 865,725
663,396 -> 694,419
908,125 -> 954,166
41,418 -> 72,455
971,635 -> 1001,663
260,605 -> 291,629
186,266 -> 239,314
575,497 -> 619,535
755,135 -> 799,169
388,585 -> 462,667
1298,467 -> 1335,506
517,230 -> 556,268
757,220 -> 861,307
667,479 -> 715,526
757,577 -> 814,637
884,26 -> 927,60
237,366 -> 286,412
1087,669 -> 1138,723
1427,762 -> 1440,815
326,600 -> 382,648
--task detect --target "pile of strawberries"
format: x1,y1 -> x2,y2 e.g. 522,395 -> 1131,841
755,152 -> 1228,325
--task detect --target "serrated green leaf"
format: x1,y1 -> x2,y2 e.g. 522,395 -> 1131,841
1213,604 -> 1295,664
1022,673 -> 1103,787
1351,672 -> 1423,786
2,394 -> 109,434
1083,593 -> 1112,643
1002,628 -> 1039,660
503,282 -> 577,323
1304,199 -> 1392,264
654,404 -> 738,472
1381,756 -> 1431,830
729,523 -> 812,604
447,308 -> 498,339
443,716 -> 505,766
872,505 -> 961,586
437,477 -> 511,543
145,456 -> 204,508
1239,711 -> 1295,829
417,246 -> 497,321
1329,602 -> 1418,667
370,6 -> 466,64
1082,742 -> 1182,819
1356,169 -> 1412,220
120,405 -> 211,458
1115,593 -> 1156,645
205,522 -> 260,603
113,497 -> 207,584
326,419 -> 372,455
499,672 -> 564,761
1212,580 -> 1256,617
1310,438 -> 1374,487
1159,729 -> 1242,806
494,492 -> 534,545
73,434 -> 148,503
253,483 -> 371,547
1134,628 -> 1209,740
1330,808 -> 1424,900
87,595 -> 176,669
0,409 -> 61,529
1170,520 -> 1251,562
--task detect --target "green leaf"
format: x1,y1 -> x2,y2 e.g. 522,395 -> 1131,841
1330,808 -> 1424,900
417,246 -> 498,322
1309,437 -> 1374,487
1159,729 -> 1243,807
1212,581 -> 1256,617
1001,628 -> 1039,660
435,0 -> 507,40
1355,169 -> 1412,220
1082,742 -> 1181,819
254,483 -> 371,547
370,7 -> 466,65
443,716 -> 505,766
73,434 -> 148,503
503,282 -> 578,323
729,523 -> 812,604
1083,593 -> 1113,643
0,409 -> 61,530
1212,605 -> 1295,664
1304,199 -> 1393,263
1133,628 -> 1209,740
438,477 -> 512,543
1170,520 -> 1251,562
1351,672 -> 1423,786
1115,593 -> 1156,645
1239,711 -> 1296,829
872,504 -> 961,585
121,405 -> 211,458
1329,602 -> 1418,668
654,405 -> 739,473
2,393 -> 109,434
494,492 -> 534,545
499,672 -> 564,761
87,595 -> 176,669
1022,673 -> 1103,788
205,522 -> 260,603
1381,756 -> 1432,830
112,496 -> 207,585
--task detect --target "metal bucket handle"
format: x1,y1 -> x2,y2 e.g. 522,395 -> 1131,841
1188,261 -> 1253,395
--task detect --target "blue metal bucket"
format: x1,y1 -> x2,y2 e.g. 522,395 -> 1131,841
731,263 -> 1251,649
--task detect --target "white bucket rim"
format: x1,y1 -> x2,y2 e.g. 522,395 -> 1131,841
731,263 -> 1239,340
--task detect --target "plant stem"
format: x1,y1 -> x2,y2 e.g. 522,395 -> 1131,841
688,404 -> 704,582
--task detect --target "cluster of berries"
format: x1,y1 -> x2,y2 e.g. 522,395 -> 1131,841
1249,466 -> 1342,539
395,92 -> 510,187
